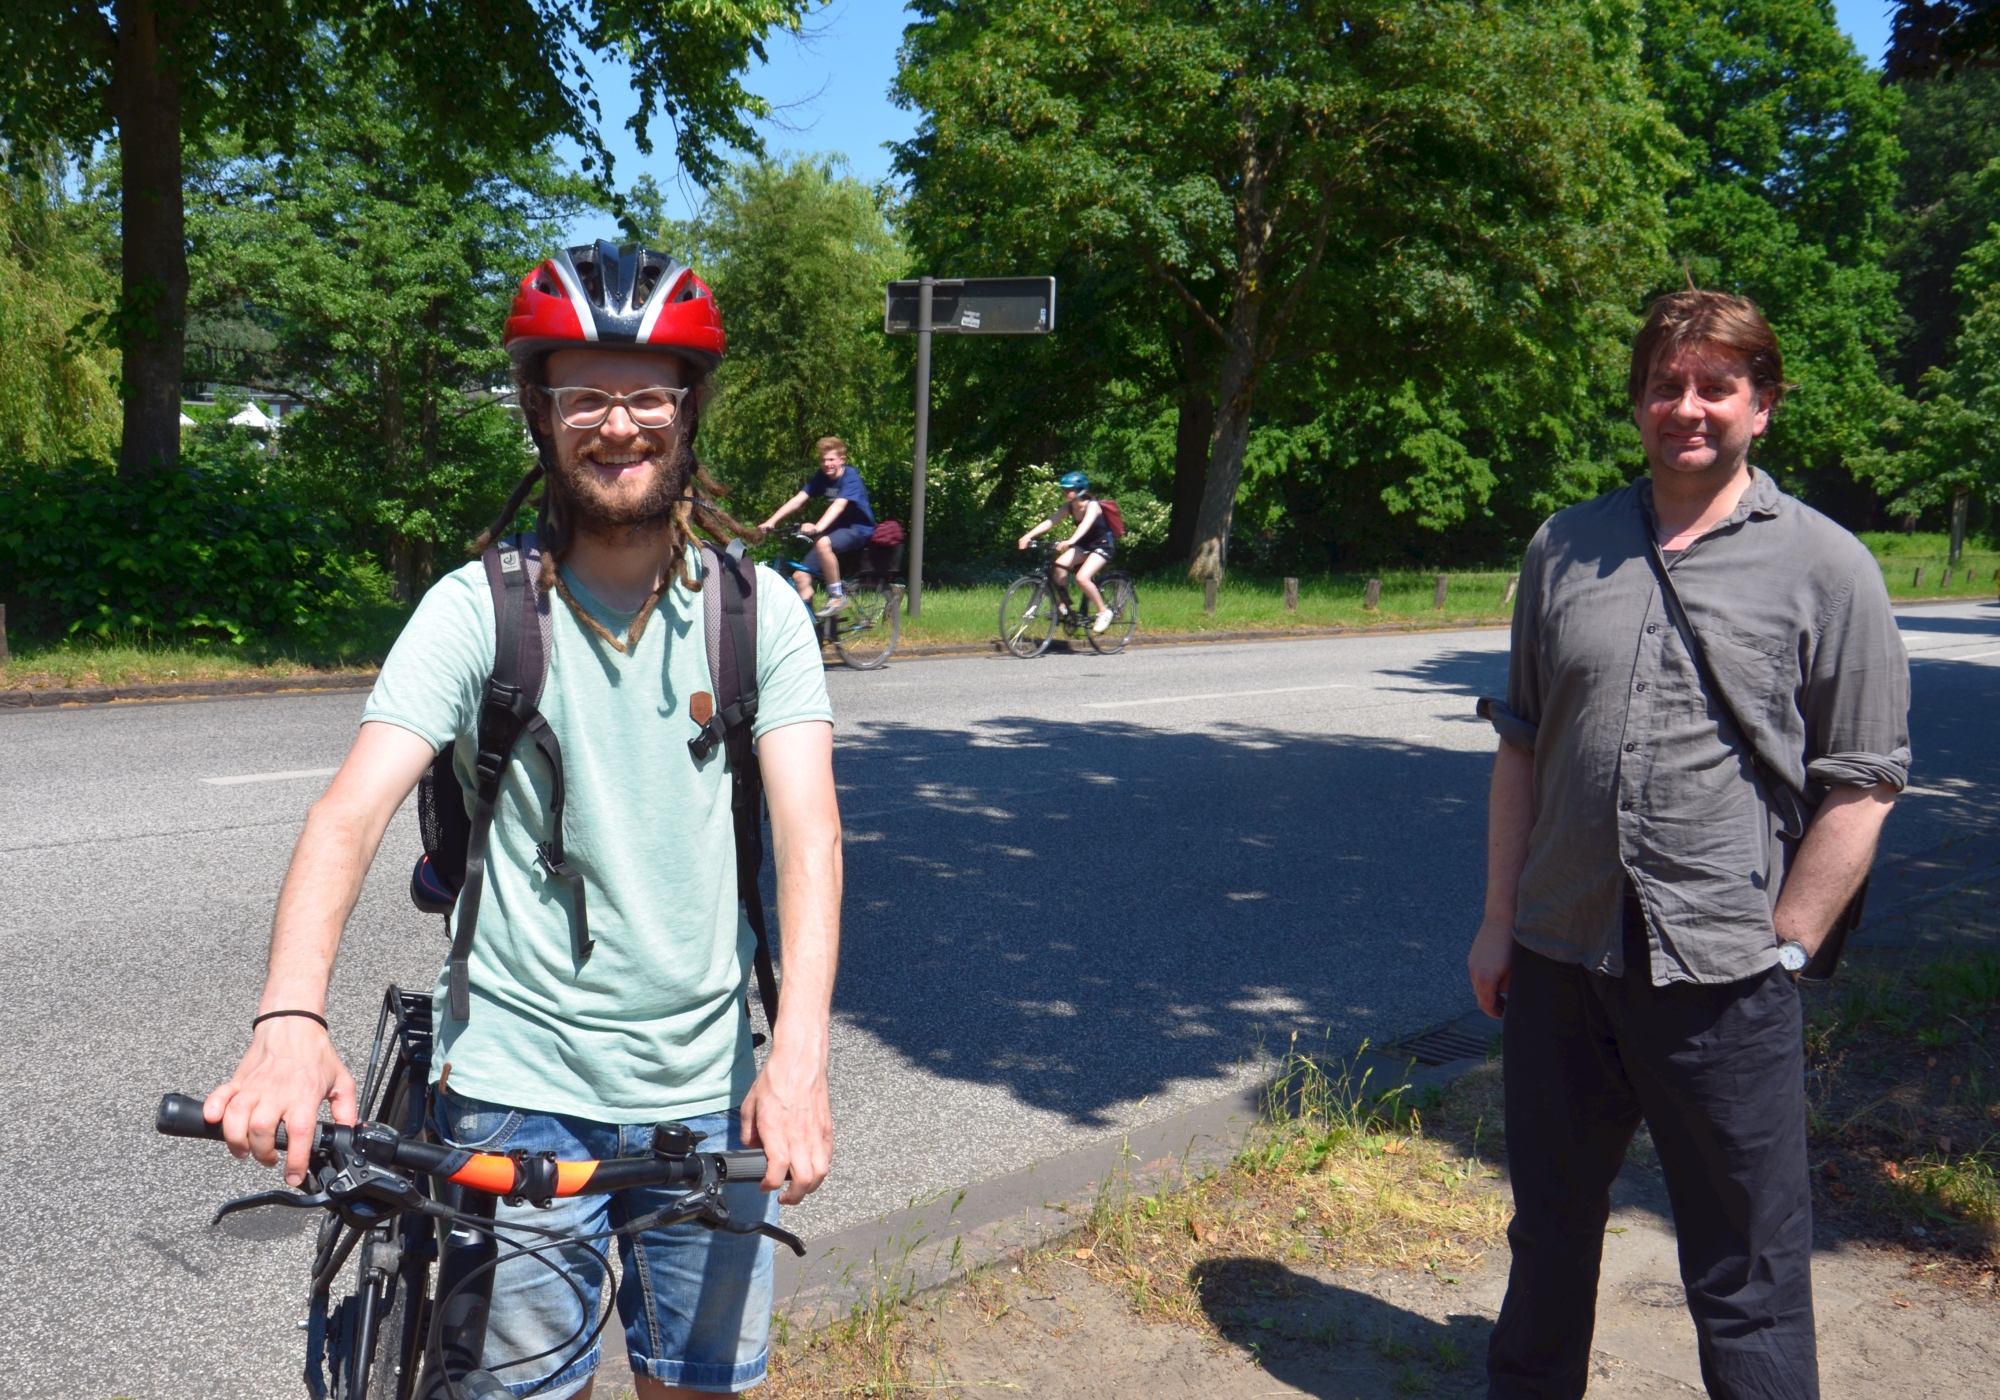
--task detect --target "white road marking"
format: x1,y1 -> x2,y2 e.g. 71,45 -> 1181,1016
1081,683 -> 1353,709
201,767 -> 339,787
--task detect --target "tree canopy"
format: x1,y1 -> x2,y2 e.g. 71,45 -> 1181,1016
0,0 -> 813,480
896,0 -> 1683,576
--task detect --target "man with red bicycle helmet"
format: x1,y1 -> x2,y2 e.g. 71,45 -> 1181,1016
206,242 -> 841,1398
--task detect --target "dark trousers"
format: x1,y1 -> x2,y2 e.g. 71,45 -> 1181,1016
1487,909 -> 1817,1400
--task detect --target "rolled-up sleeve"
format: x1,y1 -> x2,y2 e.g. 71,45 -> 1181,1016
1802,559 -> 1911,791
1489,529 -> 1549,754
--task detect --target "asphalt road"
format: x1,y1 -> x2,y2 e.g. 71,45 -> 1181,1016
3,601 -> 1996,1399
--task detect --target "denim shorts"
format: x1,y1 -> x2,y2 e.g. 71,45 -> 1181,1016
430,1089 -> 780,1397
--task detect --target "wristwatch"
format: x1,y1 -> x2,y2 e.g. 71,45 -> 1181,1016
1777,940 -> 1810,975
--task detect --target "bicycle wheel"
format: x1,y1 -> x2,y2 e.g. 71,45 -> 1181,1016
999,577 -> 1056,658
1085,573 -> 1139,655
833,581 -> 900,670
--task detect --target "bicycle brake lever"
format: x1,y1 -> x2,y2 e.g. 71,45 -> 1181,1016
212,1188 -> 333,1224
727,1219 -> 807,1257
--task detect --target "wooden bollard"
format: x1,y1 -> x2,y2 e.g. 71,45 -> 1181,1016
0,603 -> 9,665
1203,575 -> 1219,615
1283,577 -> 1298,612
1363,578 -> 1382,611
1433,574 -> 1449,609
1502,574 -> 1519,607
1913,565 -> 1924,589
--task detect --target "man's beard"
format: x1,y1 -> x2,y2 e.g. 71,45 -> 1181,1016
549,430 -> 695,538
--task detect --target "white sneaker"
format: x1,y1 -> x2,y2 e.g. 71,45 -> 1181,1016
816,594 -> 851,618
1093,609 -> 1114,634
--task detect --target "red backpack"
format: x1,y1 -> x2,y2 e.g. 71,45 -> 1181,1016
1096,498 -> 1126,538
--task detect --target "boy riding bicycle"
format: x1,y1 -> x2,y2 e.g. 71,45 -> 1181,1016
1017,472 -> 1116,634
202,241 -> 841,1399
760,437 -> 876,617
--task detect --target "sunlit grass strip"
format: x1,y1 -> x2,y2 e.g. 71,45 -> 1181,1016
1069,1046 -> 1510,1333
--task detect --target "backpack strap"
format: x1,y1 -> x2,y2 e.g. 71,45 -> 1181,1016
446,533 -> 586,1022
694,540 -> 780,1033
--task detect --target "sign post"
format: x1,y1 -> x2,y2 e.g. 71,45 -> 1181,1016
911,277 -> 933,619
885,275 -> 1056,617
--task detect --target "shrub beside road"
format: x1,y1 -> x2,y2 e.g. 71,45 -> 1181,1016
7,536 -> 1992,690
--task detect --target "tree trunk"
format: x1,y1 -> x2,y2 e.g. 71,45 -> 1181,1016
1166,329 -> 1215,560
111,0 -> 188,480
1948,487 -> 1969,564
1186,304 -> 1262,582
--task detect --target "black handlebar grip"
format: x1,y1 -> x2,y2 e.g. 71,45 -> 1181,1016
718,1152 -> 769,1183
157,1094 -> 224,1140
155,1093 -> 290,1151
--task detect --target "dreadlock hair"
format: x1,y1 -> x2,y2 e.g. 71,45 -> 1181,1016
473,353 -> 764,608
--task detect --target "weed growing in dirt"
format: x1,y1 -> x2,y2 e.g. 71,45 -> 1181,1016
1802,935 -> 2000,1289
1067,1042 -> 1511,1334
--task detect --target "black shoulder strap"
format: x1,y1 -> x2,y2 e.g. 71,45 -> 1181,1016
447,534 -> 587,1022
692,541 -> 779,1032
1641,534 -> 1808,842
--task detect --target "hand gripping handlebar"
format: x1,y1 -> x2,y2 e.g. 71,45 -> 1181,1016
156,1093 -> 790,1229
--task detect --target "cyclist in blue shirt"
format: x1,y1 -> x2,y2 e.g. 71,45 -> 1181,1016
1018,471 -> 1116,633
761,437 -> 876,616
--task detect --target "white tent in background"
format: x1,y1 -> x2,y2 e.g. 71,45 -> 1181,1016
179,412 -> 196,427
229,403 -> 276,431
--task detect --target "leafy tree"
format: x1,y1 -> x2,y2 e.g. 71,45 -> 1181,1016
0,0 -> 812,481
184,44 -> 592,598
896,0 -> 1680,577
1888,0 -> 2000,79
1641,0 -> 1905,524
1887,68 -> 2000,390
677,157 -> 910,521
0,157 -> 121,464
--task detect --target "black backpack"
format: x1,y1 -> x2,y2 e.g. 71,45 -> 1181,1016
409,533 -> 780,1034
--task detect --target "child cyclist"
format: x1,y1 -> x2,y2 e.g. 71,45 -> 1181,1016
1017,471 -> 1116,634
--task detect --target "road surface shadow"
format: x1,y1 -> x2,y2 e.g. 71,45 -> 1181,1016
798,717 -> 1497,1125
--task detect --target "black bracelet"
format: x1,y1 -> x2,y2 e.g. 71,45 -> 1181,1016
252,1009 -> 329,1032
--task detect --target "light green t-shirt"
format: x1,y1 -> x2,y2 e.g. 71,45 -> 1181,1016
362,545 -> 832,1122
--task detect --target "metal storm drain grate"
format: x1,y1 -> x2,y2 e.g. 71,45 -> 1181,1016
1382,1021 -> 1494,1067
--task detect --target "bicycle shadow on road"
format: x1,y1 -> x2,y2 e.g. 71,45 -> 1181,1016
805,714 -> 1499,1126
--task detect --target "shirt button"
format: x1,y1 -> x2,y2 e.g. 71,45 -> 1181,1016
1621,800 -> 1634,811
1647,624 -> 1657,634
1635,682 -> 1647,692
1624,742 -> 1638,752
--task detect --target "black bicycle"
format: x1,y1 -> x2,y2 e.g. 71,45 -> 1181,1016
999,541 -> 1139,658
157,986 -> 802,1400
775,530 -> 903,670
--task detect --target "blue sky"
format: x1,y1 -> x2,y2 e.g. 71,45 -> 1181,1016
562,0 -> 1899,243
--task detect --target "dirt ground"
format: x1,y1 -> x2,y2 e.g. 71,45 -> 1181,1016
891,1161 -> 1997,1399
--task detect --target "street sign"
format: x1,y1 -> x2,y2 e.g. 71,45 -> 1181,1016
884,277 -> 1056,336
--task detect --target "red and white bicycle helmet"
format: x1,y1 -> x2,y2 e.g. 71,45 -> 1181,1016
504,240 -> 725,370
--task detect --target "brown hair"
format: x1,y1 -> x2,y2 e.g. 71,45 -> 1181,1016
472,353 -> 761,629
814,436 -> 848,459
1627,290 -> 1788,409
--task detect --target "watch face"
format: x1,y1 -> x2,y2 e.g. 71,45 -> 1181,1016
1778,943 -> 1809,972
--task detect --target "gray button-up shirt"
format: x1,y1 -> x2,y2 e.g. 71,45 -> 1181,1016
1485,469 -> 1911,984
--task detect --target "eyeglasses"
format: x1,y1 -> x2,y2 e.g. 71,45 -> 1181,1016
543,384 -> 688,431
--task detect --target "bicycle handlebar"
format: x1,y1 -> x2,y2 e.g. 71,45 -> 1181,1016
157,1093 -> 771,1195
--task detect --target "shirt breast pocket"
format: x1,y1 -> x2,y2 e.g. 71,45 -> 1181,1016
1694,622 -> 1799,744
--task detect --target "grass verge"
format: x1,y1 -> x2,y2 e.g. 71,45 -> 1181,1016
1802,934 -> 2000,1292
758,1044 -> 1511,1396
0,604 -> 409,690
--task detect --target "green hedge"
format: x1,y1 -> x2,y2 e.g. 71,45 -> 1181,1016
0,449 -> 373,646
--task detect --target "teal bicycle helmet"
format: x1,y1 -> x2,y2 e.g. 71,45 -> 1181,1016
1058,471 -> 1090,491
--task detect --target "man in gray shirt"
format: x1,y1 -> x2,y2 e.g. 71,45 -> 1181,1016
1473,290 -> 1909,1399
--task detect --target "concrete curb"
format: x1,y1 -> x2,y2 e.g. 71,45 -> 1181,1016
0,671 -> 378,709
